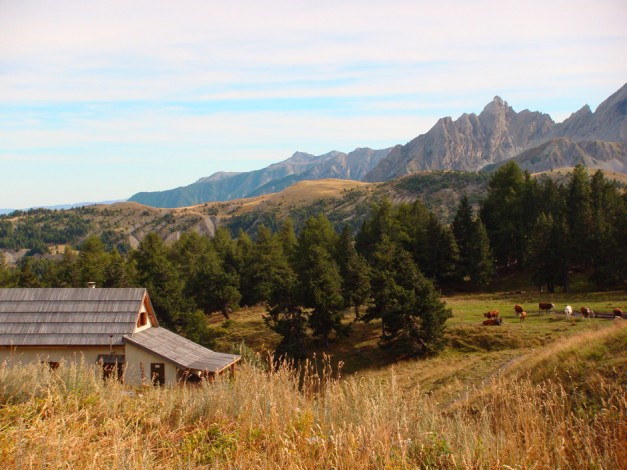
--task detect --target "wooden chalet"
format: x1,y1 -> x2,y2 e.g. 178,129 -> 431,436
0,288 -> 240,385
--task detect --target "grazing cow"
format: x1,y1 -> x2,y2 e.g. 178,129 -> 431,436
484,310 -> 499,319
614,308 -> 623,318
564,305 -> 573,320
580,306 -> 594,320
538,302 -> 555,314
520,311 -> 527,322
514,304 -> 524,318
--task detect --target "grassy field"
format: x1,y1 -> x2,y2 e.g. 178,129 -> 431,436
209,284 -> 625,398
1,284 -> 625,468
1,322 -> 625,468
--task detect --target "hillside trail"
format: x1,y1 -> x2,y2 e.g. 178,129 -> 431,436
443,350 -> 530,412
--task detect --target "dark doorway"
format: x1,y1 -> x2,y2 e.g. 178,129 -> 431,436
150,363 -> 165,385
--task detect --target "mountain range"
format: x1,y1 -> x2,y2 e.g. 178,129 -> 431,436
130,83 -> 627,208
130,148 -> 391,208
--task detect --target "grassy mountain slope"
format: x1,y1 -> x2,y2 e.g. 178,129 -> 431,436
1,168 -> 623,261
0,173 -> 488,258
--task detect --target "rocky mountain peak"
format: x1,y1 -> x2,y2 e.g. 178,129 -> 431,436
551,82 -> 626,142
481,96 -> 509,115
574,104 -> 593,116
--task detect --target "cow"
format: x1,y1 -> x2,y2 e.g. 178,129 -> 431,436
614,307 -> 623,319
514,304 -> 524,318
520,311 -> 527,322
580,306 -> 594,320
564,305 -> 573,320
484,310 -> 499,319
539,302 -> 555,314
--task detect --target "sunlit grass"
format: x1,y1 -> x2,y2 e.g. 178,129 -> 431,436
1,328 -> 625,469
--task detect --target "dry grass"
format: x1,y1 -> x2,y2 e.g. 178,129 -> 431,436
3,291 -> 624,468
1,336 -> 625,469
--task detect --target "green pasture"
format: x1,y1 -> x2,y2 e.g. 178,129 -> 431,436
208,287 -> 626,400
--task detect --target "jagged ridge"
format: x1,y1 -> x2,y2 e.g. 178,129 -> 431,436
366,83 -> 627,181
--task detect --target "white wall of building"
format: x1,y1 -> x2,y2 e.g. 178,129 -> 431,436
123,342 -> 179,386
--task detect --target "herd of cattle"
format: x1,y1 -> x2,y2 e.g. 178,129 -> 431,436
482,303 -> 624,325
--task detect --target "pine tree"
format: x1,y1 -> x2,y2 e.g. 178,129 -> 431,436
480,161 -> 526,266
242,225 -> 294,306
77,235 -> 108,287
337,226 -> 371,319
18,258 -> 41,287
0,253 -> 16,287
528,213 -> 569,292
57,246 -> 80,287
565,164 -> 593,267
364,235 -> 451,353
192,249 -> 241,319
355,198 -> 403,257
133,233 -> 190,329
303,245 -> 346,346
468,219 -> 494,286
262,263 -> 306,359
421,214 -> 459,285
103,249 -> 130,287
452,195 -> 475,279
295,215 -> 346,347
278,217 -> 298,262
589,171 -> 627,287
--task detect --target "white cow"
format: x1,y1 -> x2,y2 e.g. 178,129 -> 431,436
564,305 -> 573,320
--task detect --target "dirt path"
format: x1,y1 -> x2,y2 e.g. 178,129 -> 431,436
443,350 -> 529,411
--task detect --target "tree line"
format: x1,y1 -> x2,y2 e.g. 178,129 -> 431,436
0,162 -> 624,356
479,163 -> 626,292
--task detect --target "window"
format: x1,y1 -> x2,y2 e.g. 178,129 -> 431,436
97,355 -> 125,382
137,311 -> 148,327
41,361 -> 59,370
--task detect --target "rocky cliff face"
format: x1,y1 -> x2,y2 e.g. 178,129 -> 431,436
365,97 -> 554,181
550,82 -> 627,142
483,138 -> 627,174
366,83 -> 627,181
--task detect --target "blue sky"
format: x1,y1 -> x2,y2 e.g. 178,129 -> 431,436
1,0 -> 626,209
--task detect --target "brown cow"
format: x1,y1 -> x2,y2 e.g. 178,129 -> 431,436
514,304 -> 524,317
614,308 -> 623,318
484,310 -> 499,319
580,306 -> 594,320
538,302 -> 555,314
520,311 -> 527,322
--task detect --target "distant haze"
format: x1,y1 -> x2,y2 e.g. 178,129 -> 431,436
1,0 -> 625,208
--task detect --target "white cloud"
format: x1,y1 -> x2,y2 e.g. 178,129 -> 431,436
0,0 -> 625,207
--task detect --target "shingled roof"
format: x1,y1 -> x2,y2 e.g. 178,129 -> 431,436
0,288 -> 151,346
124,327 -> 240,373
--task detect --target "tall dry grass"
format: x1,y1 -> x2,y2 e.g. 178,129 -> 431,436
0,352 -> 624,469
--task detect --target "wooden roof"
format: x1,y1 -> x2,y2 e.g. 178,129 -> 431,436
0,288 -> 150,346
124,327 -> 240,373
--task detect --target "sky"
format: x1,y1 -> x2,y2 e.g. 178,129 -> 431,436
1,0 -> 626,209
